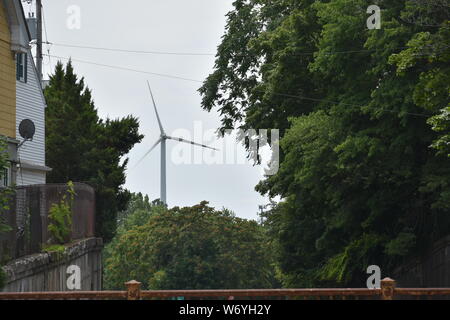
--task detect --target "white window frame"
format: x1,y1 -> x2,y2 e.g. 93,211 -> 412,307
0,165 -> 11,187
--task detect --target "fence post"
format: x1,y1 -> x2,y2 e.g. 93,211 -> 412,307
381,277 -> 396,300
125,280 -> 141,300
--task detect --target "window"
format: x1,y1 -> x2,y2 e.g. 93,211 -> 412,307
16,53 -> 27,83
0,166 -> 10,187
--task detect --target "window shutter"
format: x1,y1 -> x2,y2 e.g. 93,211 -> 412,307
16,53 -> 21,81
24,53 -> 28,83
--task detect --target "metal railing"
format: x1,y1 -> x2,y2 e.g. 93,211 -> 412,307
0,278 -> 449,300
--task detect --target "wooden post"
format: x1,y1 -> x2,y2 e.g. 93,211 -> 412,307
125,280 -> 141,300
381,277 -> 396,300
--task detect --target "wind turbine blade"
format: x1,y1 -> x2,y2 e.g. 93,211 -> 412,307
132,138 -> 162,169
147,81 -> 165,135
167,136 -> 219,151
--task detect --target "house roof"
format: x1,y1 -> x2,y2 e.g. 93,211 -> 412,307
17,0 -> 32,41
10,0 -> 47,105
2,0 -> 30,50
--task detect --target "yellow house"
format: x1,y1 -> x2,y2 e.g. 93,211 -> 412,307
1,0 -> 30,186
0,1 -> 16,139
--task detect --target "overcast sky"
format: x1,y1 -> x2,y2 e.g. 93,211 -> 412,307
24,0 -> 270,220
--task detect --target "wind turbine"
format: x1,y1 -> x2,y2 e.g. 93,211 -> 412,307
134,81 -> 218,205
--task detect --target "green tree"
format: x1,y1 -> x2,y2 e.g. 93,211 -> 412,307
44,61 -> 144,242
104,199 -> 278,290
199,0 -> 321,135
47,181 -> 76,246
0,138 -> 11,233
0,137 -> 12,289
115,193 -> 166,234
201,0 -> 450,287
428,106 -> 450,158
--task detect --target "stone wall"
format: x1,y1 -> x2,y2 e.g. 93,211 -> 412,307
1,237 -> 103,292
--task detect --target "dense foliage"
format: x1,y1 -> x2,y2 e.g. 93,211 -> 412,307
0,138 -> 11,235
47,181 -> 75,245
44,62 -> 144,242
0,137 -> 10,289
200,0 -> 450,287
104,195 -> 278,290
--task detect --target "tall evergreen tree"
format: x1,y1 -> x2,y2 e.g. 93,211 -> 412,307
44,61 -> 144,242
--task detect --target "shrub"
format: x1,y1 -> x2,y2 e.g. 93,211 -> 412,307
47,181 -> 76,245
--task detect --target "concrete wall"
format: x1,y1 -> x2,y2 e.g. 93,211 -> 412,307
1,237 -> 103,292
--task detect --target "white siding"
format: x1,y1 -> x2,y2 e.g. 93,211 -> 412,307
16,168 -> 46,186
16,48 -> 47,185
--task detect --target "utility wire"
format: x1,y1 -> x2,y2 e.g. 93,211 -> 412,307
44,54 -> 203,83
262,92 -> 432,118
44,42 -> 216,56
42,4 -> 52,67
43,53 -> 433,118
44,41 -> 413,57
42,3 -> 49,43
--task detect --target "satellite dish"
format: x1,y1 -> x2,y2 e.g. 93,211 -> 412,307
19,119 -> 36,140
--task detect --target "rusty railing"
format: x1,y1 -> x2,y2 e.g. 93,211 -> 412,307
0,278 -> 449,300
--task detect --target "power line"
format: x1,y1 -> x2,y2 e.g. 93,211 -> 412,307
41,4 -> 53,67
44,42 -> 216,56
262,92 -> 432,118
43,54 -> 432,118
44,41 -> 410,57
36,0 -> 42,82
41,3 -> 48,42
43,54 -> 203,83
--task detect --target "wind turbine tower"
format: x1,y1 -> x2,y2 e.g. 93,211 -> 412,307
135,81 -> 218,205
